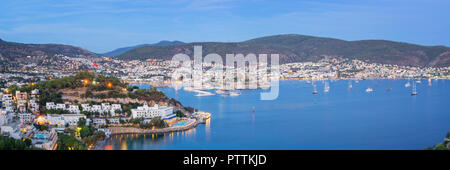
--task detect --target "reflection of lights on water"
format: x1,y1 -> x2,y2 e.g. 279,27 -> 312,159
205,118 -> 211,134
120,140 -> 128,150
205,118 -> 211,140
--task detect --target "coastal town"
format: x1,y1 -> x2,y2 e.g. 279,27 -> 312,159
0,71 -> 210,150
1,54 -> 449,150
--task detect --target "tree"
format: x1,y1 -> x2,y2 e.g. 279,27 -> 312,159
175,110 -> 186,117
114,109 -> 121,116
80,126 -> 92,139
78,118 -> 87,127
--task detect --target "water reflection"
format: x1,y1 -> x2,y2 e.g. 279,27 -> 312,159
205,118 -> 211,140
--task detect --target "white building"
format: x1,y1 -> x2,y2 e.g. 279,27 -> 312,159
91,105 -> 103,114
55,103 -> 66,110
0,110 -> 7,125
68,105 -> 80,114
131,104 -> 174,119
18,113 -> 33,123
17,99 -> 27,113
46,102 -> 56,110
1,94 -> 14,113
81,104 -> 91,112
47,114 -> 86,127
110,104 -> 122,116
28,99 -> 39,113
101,103 -> 111,111
30,89 -> 39,99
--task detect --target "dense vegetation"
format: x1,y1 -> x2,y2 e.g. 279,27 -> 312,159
0,136 -> 34,150
56,133 -> 87,150
116,34 -> 450,67
139,117 -> 168,129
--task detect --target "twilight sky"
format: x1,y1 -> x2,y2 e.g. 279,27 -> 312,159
0,0 -> 449,53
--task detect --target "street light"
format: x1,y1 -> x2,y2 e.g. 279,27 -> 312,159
107,82 -> 113,88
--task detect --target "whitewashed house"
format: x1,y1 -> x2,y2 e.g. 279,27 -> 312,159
110,104 -> 122,116
55,103 -> 66,110
46,102 -> 56,110
131,104 -> 174,119
68,105 -> 80,114
47,114 -> 86,127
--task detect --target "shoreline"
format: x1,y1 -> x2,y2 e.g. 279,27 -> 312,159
108,118 -> 202,135
92,117 -> 206,150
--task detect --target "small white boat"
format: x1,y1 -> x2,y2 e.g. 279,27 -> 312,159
416,80 -> 421,84
405,82 -> 411,88
365,88 -> 373,93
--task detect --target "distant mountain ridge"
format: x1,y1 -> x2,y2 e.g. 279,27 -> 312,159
116,34 -> 450,67
102,40 -> 184,57
0,38 -> 100,60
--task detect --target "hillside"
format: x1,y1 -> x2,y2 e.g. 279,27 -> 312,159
0,38 -> 100,61
102,40 -> 184,57
116,34 -> 450,67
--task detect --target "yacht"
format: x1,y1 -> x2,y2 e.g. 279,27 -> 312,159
365,88 -> 373,93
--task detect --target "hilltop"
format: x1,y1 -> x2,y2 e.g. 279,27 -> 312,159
0,38 -> 100,64
102,40 -> 184,57
116,34 -> 450,67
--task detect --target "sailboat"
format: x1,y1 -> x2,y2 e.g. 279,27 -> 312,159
348,81 -> 353,90
411,81 -> 418,95
324,81 -> 330,93
312,82 -> 318,94
365,87 -> 373,93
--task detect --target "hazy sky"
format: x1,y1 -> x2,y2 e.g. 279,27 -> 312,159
0,0 -> 449,53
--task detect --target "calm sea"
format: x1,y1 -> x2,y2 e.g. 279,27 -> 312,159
105,79 -> 450,150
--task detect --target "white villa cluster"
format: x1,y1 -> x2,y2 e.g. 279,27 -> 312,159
46,102 -> 81,114
81,103 -> 122,116
46,102 -> 122,116
131,104 -> 175,120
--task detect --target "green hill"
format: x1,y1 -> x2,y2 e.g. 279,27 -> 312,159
0,38 -> 100,60
116,34 -> 450,67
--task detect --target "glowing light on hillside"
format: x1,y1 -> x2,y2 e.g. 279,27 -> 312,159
36,115 -> 47,125
4,89 -> 9,94
107,82 -> 113,88
83,79 -> 89,85
92,81 -> 97,85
